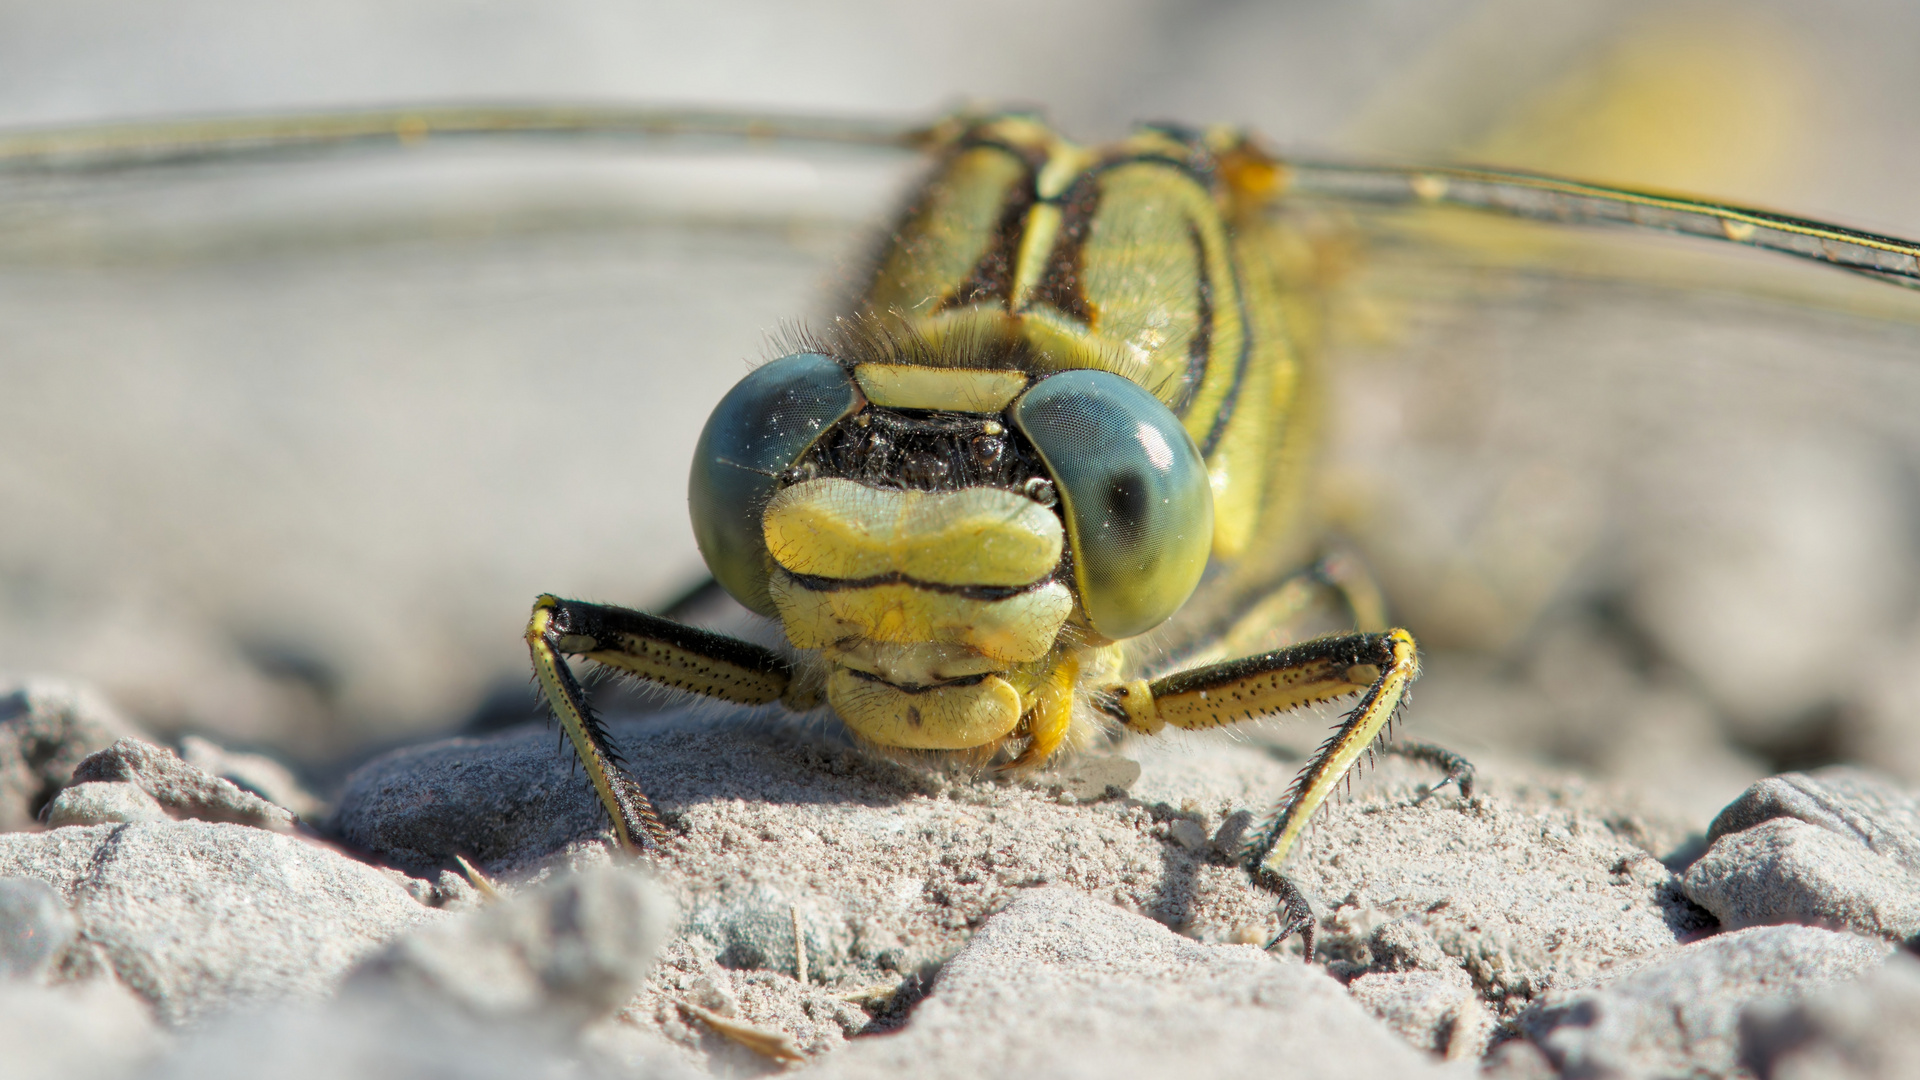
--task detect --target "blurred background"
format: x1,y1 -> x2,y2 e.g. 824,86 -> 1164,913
4,0 -> 1920,827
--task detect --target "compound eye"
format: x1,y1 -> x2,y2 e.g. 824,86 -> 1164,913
688,352 -> 861,615
1011,369 -> 1213,639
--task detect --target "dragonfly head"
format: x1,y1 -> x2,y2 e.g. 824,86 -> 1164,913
688,350 -> 1212,749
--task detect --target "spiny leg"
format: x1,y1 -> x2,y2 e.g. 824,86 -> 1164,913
526,594 -> 803,853
1386,739 -> 1476,801
1100,628 -> 1421,958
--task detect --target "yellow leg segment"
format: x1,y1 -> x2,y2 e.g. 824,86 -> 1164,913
526,594 -> 800,853
1099,627 -> 1423,956
1006,650 -> 1080,769
1248,628 -> 1419,878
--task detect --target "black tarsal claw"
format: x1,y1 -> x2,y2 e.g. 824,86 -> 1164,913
1253,868 -> 1318,961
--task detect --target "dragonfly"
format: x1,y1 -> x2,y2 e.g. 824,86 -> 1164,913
6,104 -> 1919,951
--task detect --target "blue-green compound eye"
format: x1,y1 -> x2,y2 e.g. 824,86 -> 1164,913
1012,369 -> 1214,640
689,352 -> 861,616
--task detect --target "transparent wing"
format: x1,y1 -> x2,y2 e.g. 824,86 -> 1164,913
1285,158 -> 1920,289
0,122 -> 920,749
0,102 -> 932,171
1298,193 -> 1920,794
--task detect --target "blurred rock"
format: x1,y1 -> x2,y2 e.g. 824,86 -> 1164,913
684,881 -> 847,979
136,867 -> 691,1080
1858,626 -> 1920,785
1684,818 -> 1920,944
348,865 -> 672,1031
179,734 -> 326,819
810,888 -> 1447,1080
0,820 -> 439,1025
1348,967 -> 1493,1060
1683,770 -> 1920,947
147,993 -> 700,1080
1518,925 -> 1891,1078
0,977 -> 163,1080
64,737 -> 296,832
43,781 -> 170,827
0,676 -> 141,831
1742,952 -> 1920,1080
1705,769 -> 1920,866
330,728 -> 609,877
0,876 -> 77,980
1623,436 -> 1914,746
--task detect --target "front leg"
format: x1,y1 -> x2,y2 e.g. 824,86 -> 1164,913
525,594 -> 807,853
1100,629 -> 1423,956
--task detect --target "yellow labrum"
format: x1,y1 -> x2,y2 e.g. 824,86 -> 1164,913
768,572 -> 1073,664
852,363 -> 1029,413
763,479 -> 1063,588
825,669 -> 1024,750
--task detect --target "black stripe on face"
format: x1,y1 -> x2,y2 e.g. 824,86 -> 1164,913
1171,221 -> 1213,416
845,667 -> 991,694
1027,173 -> 1102,325
779,569 -> 1055,602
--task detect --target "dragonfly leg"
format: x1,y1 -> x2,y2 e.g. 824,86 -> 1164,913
1098,629 -> 1421,957
1387,739 -> 1477,802
525,594 -> 804,853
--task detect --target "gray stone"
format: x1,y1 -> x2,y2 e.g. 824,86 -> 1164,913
1685,818 -> 1920,944
43,780 -> 169,827
330,727 -> 613,876
0,676 -> 140,832
348,864 -> 672,1031
337,708 -> 1715,1061
0,977 -> 163,1080
0,876 -> 77,980
1742,952 -> 1920,1080
1519,925 -> 1891,1079
179,734 -> 326,819
1292,777 -> 1709,1017
376,866 -> 485,912
0,820 -> 440,1025
67,737 -> 295,832
684,881 -> 847,979
1705,769 -> 1920,871
131,867 -> 694,1080
1366,917 -> 1454,974
809,888 -> 1447,1080
148,995 -> 682,1080
1681,770 -> 1920,947
1348,968 -> 1493,1060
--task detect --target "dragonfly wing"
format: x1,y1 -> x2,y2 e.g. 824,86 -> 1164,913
1312,205 -> 1920,778
0,134 -> 914,745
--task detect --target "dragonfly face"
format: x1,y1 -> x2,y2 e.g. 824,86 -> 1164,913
687,349 -> 1212,751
